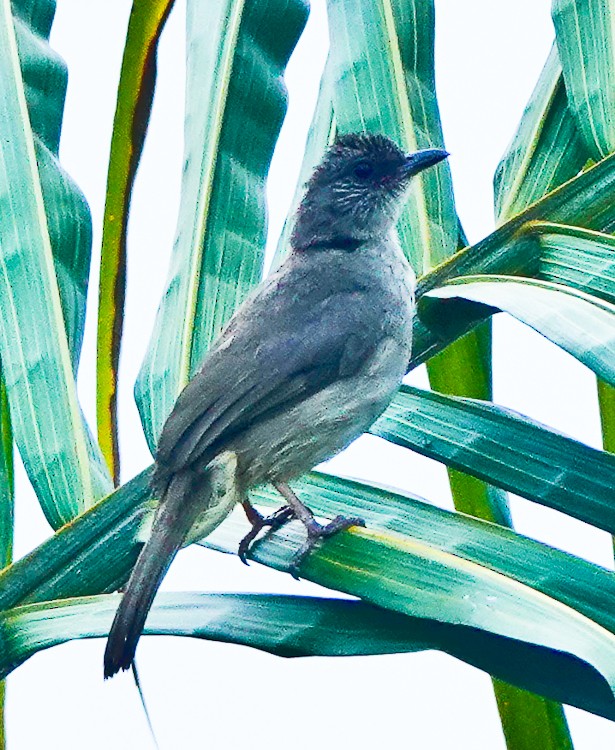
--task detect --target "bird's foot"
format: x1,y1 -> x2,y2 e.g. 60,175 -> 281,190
288,514 -> 365,580
238,503 -> 295,565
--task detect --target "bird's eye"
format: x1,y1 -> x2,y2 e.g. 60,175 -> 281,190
353,161 -> 374,179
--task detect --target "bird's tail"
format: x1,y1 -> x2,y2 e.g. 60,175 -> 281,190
104,469 -> 204,678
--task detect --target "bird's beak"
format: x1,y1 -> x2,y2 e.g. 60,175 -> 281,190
403,148 -> 449,177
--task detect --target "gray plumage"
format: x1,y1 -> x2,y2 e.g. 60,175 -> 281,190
104,133 -> 448,678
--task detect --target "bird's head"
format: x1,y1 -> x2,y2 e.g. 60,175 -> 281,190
291,132 -> 448,251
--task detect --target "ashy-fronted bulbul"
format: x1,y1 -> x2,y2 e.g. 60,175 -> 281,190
103,133 -> 448,678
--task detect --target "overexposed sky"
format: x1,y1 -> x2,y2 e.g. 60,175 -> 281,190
6,0 -> 615,747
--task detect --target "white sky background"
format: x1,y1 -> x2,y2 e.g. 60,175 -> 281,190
6,0 -> 615,747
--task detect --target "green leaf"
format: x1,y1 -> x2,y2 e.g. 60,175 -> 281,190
5,468 -> 615,651
425,326 -> 511,527
0,592 -> 612,723
598,380 -> 615,454
207,512 -> 615,720
96,0 -> 175,484
493,679 -> 574,750
2,466 -> 615,717
420,275 -> 615,386
0,0 -> 111,527
271,54 -> 335,269
0,376 -> 11,750
412,151 -> 615,367
494,44 -> 590,224
326,0 -> 457,274
552,0 -> 615,159
242,473 -> 615,636
0,377 -> 12,572
134,0 -> 308,452
524,222 -> 615,304
370,385 -> 615,532
0,593 -> 430,678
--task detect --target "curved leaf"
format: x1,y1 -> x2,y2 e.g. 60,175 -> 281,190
420,275 -> 615,386
0,377 -> 12,749
134,0 -> 308,452
494,44 -> 590,224
0,0 -> 111,527
96,0 -> 175,483
370,385 -> 615,533
3,466 -> 615,648
242,473 -> 615,637
327,0 -> 457,274
2,466 -> 615,717
524,222 -> 615,305
553,0 -> 615,159
206,515 -> 615,720
0,592 -> 613,721
271,54 -> 335,269
412,151 -> 615,368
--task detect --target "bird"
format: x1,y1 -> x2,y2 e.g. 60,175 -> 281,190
103,132 -> 448,678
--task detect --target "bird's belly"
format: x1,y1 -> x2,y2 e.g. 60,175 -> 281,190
231,336 -> 409,488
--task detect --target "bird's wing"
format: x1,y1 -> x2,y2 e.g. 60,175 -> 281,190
155,286 -> 380,477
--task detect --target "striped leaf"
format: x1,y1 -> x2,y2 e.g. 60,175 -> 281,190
0,0 -> 111,528
96,0 -> 175,483
134,0 -> 308,452
553,0 -> 615,159
3,466 -> 615,721
271,54 -> 335,269
523,222 -> 615,304
420,275 -> 615,387
0,376 -> 12,747
0,591 -> 613,721
206,506 -> 615,721
326,0 -> 457,274
371,385 -> 615,533
552,0 -> 615,495
494,44 -> 590,224
413,152 -> 615,367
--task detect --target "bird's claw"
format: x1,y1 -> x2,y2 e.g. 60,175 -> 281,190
288,515 -> 365,580
238,505 -> 296,565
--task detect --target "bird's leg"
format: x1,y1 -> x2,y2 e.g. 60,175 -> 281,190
274,482 -> 365,579
238,499 -> 295,565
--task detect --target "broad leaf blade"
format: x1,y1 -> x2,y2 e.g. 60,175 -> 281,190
420,275 -> 615,386
96,0 -> 175,484
553,0 -> 615,159
551,0 -> 615,513
271,54 -> 335,269
494,44 -> 590,224
206,514 -> 615,719
371,385 -> 615,532
2,467 -> 615,720
245,473 -> 615,636
413,152 -> 615,367
0,0 -> 111,527
527,222 -> 615,304
135,0 -> 308,452
1,592 -> 613,721
0,376 -> 11,750
326,0 -> 457,274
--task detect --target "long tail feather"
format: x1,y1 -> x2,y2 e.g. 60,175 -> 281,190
104,469 -> 205,678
